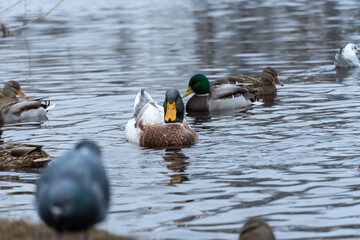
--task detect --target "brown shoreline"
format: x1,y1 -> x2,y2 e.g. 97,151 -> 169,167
0,219 -> 135,240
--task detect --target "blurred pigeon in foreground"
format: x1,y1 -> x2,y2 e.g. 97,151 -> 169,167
36,140 -> 110,240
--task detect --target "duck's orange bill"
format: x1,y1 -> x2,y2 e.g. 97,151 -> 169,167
273,76 -> 284,87
165,102 -> 177,122
17,90 -> 27,98
181,87 -> 193,98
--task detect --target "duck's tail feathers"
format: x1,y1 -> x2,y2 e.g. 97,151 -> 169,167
244,92 -> 258,103
133,88 -> 156,118
41,100 -> 55,111
134,88 -> 153,110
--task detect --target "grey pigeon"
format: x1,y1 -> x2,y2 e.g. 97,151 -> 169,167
36,140 -> 110,239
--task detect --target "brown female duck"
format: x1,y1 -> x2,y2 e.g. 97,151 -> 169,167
125,89 -> 198,148
225,67 -> 283,98
0,80 -> 27,106
0,143 -> 52,170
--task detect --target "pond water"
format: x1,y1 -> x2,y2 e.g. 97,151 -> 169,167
1,0 -> 360,239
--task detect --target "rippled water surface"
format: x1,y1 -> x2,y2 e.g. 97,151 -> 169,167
1,0 -> 360,239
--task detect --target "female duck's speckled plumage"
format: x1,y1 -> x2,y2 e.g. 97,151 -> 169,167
182,74 -> 256,113
125,89 -> 198,148
224,67 -> 283,98
0,143 -> 52,170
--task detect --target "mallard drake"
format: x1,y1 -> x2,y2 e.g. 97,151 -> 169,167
36,140 -> 110,238
0,81 -> 54,124
239,219 -> 275,240
181,74 -> 257,113
223,67 -> 283,98
334,43 -> 360,68
0,143 -> 52,170
125,89 -> 198,148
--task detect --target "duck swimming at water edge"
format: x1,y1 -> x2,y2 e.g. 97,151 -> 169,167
0,81 -> 55,124
334,43 -> 360,68
125,89 -> 198,148
0,143 -> 52,170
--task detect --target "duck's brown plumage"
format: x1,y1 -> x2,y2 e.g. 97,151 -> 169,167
139,121 -> 198,148
239,219 -> 275,240
224,67 -> 282,99
0,81 -> 27,106
0,143 -> 53,170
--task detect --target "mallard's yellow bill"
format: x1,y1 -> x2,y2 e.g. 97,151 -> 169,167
181,87 -> 194,98
273,76 -> 283,87
17,90 -> 27,98
165,102 -> 177,122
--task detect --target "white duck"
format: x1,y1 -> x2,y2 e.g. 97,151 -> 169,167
334,43 -> 360,68
125,89 -> 164,144
125,89 -> 198,148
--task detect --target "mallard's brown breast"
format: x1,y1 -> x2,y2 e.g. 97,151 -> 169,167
185,95 -> 209,113
140,123 -> 198,148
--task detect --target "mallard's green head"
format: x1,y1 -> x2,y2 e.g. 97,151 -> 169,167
163,89 -> 184,123
261,67 -> 283,86
182,74 -> 210,98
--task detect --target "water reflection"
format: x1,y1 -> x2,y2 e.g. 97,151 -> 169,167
186,112 -> 212,123
0,174 -> 36,185
336,68 -> 360,85
1,0 -> 360,239
260,95 -> 278,107
163,149 -> 190,186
